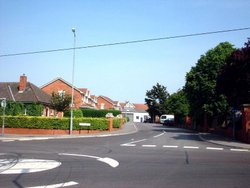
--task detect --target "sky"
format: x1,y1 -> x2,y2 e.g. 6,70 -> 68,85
0,0 -> 249,103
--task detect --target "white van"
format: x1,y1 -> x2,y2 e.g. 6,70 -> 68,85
160,114 -> 174,124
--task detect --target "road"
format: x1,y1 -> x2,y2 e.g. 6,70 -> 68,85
0,123 -> 250,188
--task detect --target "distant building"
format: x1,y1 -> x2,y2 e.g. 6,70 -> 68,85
121,101 -> 149,122
0,74 -> 52,116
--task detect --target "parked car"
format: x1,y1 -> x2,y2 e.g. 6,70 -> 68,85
160,114 -> 174,124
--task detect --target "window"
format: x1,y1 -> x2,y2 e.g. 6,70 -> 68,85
58,90 -> 66,98
136,116 -> 139,119
101,103 -> 105,109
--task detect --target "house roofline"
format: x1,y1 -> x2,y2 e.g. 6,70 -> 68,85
99,95 -> 115,105
41,77 -> 84,94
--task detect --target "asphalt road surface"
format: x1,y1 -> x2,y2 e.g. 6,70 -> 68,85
0,123 -> 250,188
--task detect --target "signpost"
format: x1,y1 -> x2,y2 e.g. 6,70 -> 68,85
0,98 -> 6,136
79,123 -> 91,133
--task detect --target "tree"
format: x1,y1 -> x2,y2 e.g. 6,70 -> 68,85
184,42 -> 235,127
145,83 -> 169,122
165,89 -> 189,125
51,92 -> 71,112
217,39 -> 250,107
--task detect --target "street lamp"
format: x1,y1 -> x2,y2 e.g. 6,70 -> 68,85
70,28 -> 76,135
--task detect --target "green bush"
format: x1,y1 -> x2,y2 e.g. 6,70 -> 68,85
2,116 -> 110,130
0,101 -> 44,116
25,103 -> 44,116
80,109 -> 121,117
64,109 -> 83,118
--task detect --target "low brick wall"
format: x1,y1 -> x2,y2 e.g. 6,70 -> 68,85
1,127 -> 119,135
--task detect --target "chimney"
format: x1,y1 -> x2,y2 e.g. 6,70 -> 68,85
19,74 -> 27,92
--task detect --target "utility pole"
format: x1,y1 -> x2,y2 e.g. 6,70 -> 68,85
70,28 -> 76,135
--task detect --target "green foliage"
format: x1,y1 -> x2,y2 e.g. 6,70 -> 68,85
145,83 -> 169,122
79,109 -> 121,118
51,91 -> 71,112
64,109 -> 83,118
25,103 -> 44,116
3,116 -> 110,130
0,101 -> 44,116
0,101 -> 24,116
217,39 -> 250,107
165,89 -> 189,124
185,42 -> 235,119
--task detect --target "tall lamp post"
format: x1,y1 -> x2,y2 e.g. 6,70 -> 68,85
70,28 -> 76,135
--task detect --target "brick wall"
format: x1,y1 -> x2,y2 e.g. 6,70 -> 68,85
97,96 -> 114,110
42,79 -> 83,109
242,105 -> 250,143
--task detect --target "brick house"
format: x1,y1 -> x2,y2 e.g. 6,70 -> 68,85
0,74 -> 53,116
97,95 -> 122,110
41,78 -> 97,109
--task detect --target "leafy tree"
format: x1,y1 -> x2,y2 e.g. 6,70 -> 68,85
145,83 -> 169,122
184,42 -> 235,127
165,89 -> 189,125
217,39 -> 250,107
51,92 -> 71,112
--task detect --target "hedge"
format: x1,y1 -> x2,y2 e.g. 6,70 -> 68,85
80,109 -> 121,118
1,116 -> 125,130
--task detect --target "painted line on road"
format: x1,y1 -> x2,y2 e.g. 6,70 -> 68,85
59,153 -> 119,168
183,146 -> 199,149
230,148 -> 249,152
2,140 -> 15,142
163,145 -> 179,148
153,132 -> 165,138
206,147 -> 224,151
26,181 -> 79,188
121,138 -> 147,146
120,144 -> 136,147
0,159 -> 61,174
142,145 -> 157,148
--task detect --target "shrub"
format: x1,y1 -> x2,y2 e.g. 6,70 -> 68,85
0,101 -> 44,116
64,109 -> 83,118
80,109 -> 121,117
25,103 -> 44,116
2,116 -> 110,130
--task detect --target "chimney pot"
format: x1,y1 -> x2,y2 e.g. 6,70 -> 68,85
19,74 -> 27,92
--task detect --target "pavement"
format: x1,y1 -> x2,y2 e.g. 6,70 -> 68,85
1,122 -> 250,150
198,132 -> 250,149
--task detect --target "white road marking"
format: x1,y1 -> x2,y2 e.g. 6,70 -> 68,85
206,147 -> 224,151
230,148 -> 249,152
121,138 -> 147,146
142,145 -> 156,148
2,140 -> 15,142
98,157 -> 119,168
0,159 -> 61,174
59,153 -> 119,168
163,145 -> 179,148
183,146 -> 199,149
121,144 -> 136,147
153,132 -> 165,138
26,181 -> 79,188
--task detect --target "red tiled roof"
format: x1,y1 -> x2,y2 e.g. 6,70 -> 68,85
133,103 -> 148,110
